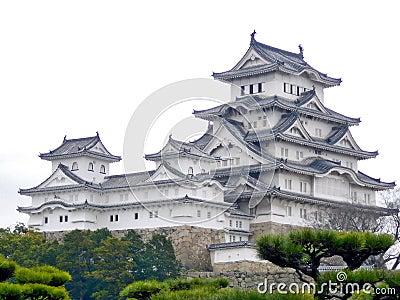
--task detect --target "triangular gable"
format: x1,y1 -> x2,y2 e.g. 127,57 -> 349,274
299,94 -> 329,114
161,140 -> 179,154
232,47 -> 270,71
87,139 -> 117,158
36,167 -> 81,189
283,119 -> 312,141
335,131 -> 361,151
145,164 -> 184,183
204,120 -> 270,165
89,141 -> 108,155
231,183 -> 256,195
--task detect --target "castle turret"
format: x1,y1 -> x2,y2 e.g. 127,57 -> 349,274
39,133 -> 121,183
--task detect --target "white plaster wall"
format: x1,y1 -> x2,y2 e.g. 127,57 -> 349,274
210,247 -> 261,265
51,156 -> 110,183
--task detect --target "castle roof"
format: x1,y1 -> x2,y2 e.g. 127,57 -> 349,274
243,112 -> 377,159
19,164 -> 102,195
213,35 -> 341,88
145,135 -> 216,161
207,241 -> 256,250
194,91 -> 361,125
213,158 -> 395,190
18,194 -> 232,214
39,133 -> 121,162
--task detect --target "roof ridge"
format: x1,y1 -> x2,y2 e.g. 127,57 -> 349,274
253,39 -> 303,61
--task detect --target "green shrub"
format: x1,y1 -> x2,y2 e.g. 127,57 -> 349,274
120,280 -> 167,299
0,282 -> 71,300
15,265 -> 71,287
0,282 -> 22,299
0,256 -> 18,282
152,287 -> 313,300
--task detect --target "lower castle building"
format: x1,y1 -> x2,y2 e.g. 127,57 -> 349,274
18,33 -> 395,268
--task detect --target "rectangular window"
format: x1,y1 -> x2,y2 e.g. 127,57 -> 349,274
232,236 -> 236,242
134,212 -> 139,220
280,148 -> 288,158
44,217 -> 48,224
300,181 -> 307,193
229,235 -> 232,242
197,210 -> 201,217
364,194 -> 370,204
291,84 -> 297,95
249,84 -> 254,94
258,82 -> 264,93
286,206 -> 292,217
207,211 -> 211,219
296,151 -> 303,160
239,221 -> 242,228
284,179 -> 292,190
235,220 -> 239,228
243,85 -> 249,95
241,86 -> 246,95
149,212 -> 153,218
154,211 -> 158,218
229,220 -> 232,227
352,191 -> 357,201
300,208 -> 307,219
115,215 -> 119,222
59,216 -> 63,223
284,83 -> 290,93
110,215 -> 114,222
64,216 -> 68,222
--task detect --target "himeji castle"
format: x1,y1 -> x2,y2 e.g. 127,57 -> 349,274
18,33 -> 395,265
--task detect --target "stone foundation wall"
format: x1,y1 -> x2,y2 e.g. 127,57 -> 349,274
187,268 -> 313,290
43,225 -> 225,271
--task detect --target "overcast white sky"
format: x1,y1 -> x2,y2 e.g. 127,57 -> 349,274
0,1 -> 399,228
